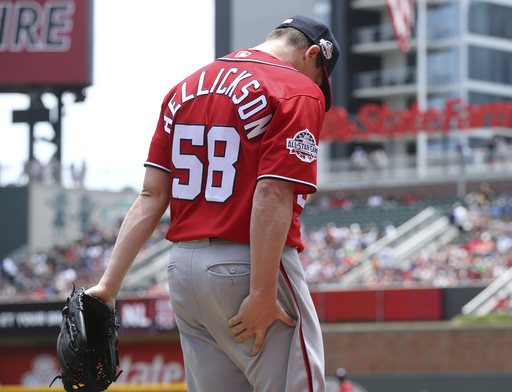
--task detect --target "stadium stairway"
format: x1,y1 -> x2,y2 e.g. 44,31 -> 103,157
339,206 -> 459,287
462,266 -> 512,316
120,240 -> 172,294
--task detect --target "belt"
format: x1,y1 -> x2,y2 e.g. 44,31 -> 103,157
176,238 -> 243,247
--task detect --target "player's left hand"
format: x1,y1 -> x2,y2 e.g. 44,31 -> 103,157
227,294 -> 296,356
85,284 -> 116,310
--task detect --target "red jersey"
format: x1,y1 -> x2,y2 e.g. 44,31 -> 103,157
145,49 -> 325,251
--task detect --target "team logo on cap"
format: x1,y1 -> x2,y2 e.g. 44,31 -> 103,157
286,130 -> 318,163
319,38 -> 333,60
282,18 -> 293,24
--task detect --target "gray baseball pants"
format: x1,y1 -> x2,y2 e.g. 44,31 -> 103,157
167,237 -> 326,392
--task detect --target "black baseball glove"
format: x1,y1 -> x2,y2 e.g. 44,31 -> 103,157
52,285 -> 122,391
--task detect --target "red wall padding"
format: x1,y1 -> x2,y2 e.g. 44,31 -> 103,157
310,288 -> 442,322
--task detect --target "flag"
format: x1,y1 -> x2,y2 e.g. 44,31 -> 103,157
386,0 -> 415,52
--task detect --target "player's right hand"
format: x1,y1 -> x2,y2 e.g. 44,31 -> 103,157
227,294 -> 297,356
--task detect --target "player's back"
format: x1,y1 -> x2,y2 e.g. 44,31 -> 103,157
146,49 -> 325,249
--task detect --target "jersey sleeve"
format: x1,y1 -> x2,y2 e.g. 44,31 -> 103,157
257,94 -> 324,194
144,91 -> 173,173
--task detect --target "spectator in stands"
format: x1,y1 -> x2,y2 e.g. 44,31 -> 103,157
486,136 -> 497,166
0,223 -> 168,302
402,192 -> 418,204
495,137 -> 510,165
336,368 -> 354,392
1,255 -> 18,285
367,194 -> 383,207
369,148 -> 388,176
350,146 -> 369,176
449,202 -> 471,232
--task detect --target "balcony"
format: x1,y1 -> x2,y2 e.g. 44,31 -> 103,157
352,23 -> 417,53
319,147 -> 512,194
353,23 -> 396,45
353,66 -> 418,98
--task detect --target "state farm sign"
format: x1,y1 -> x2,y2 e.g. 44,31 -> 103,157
321,99 -> 512,141
0,341 -> 185,385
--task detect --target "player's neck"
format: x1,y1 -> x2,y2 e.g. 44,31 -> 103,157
251,39 -> 301,69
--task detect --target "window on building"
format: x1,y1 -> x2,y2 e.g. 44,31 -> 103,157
427,48 -> 460,86
468,47 -> 512,85
469,2 -> 512,40
427,2 -> 459,40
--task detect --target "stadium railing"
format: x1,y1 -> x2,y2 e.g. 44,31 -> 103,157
462,267 -> 512,316
339,206 -> 457,285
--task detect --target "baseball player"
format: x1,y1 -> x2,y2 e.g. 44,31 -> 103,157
86,15 -> 339,392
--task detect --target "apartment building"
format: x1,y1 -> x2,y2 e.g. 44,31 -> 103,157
216,0 -> 512,197
322,0 -> 512,197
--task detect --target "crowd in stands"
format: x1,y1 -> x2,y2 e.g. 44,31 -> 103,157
0,223 -> 168,302
299,184 -> 512,287
1,185 -> 512,302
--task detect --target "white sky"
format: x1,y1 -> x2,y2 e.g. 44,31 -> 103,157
0,0 -> 215,191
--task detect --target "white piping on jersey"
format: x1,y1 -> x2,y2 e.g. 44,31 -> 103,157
144,162 -> 171,173
257,174 -> 317,191
218,57 -> 300,73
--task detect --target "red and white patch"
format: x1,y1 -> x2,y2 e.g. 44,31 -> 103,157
319,39 -> 333,60
286,130 -> 318,163
235,51 -> 251,58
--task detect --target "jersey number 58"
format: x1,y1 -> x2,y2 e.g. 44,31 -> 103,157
172,124 -> 240,203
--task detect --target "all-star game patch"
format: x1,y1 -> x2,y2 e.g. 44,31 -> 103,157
286,129 -> 318,163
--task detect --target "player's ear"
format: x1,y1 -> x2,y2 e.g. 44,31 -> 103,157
304,45 -> 320,64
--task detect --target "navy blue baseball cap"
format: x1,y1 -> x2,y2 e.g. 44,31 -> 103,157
276,15 -> 340,111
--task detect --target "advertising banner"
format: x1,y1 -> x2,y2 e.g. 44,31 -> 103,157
0,296 -> 177,338
0,341 -> 185,385
0,0 -> 93,90
0,301 -> 63,337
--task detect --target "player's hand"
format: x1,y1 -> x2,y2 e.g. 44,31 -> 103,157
85,284 -> 116,310
227,294 -> 296,356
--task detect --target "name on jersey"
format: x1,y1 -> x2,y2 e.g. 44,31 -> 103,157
164,66 -> 272,140
286,130 -> 318,163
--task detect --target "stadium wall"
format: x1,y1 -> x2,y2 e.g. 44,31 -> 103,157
0,186 -> 28,257
311,285 -> 486,322
323,321 -> 512,392
1,320 -> 512,391
1,286 -> 506,391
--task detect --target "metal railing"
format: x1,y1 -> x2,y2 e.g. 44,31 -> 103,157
339,207 -> 456,286
120,240 -> 173,292
321,148 -> 512,189
462,267 -> 512,316
353,23 -> 396,45
354,66 -> 417,90
352,23 -> 417,46
352,21 -> 456,46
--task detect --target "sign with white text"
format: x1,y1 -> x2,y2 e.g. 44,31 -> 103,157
0,0 -> 93,91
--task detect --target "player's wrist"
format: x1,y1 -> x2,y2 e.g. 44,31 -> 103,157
249,287 -> 277,303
